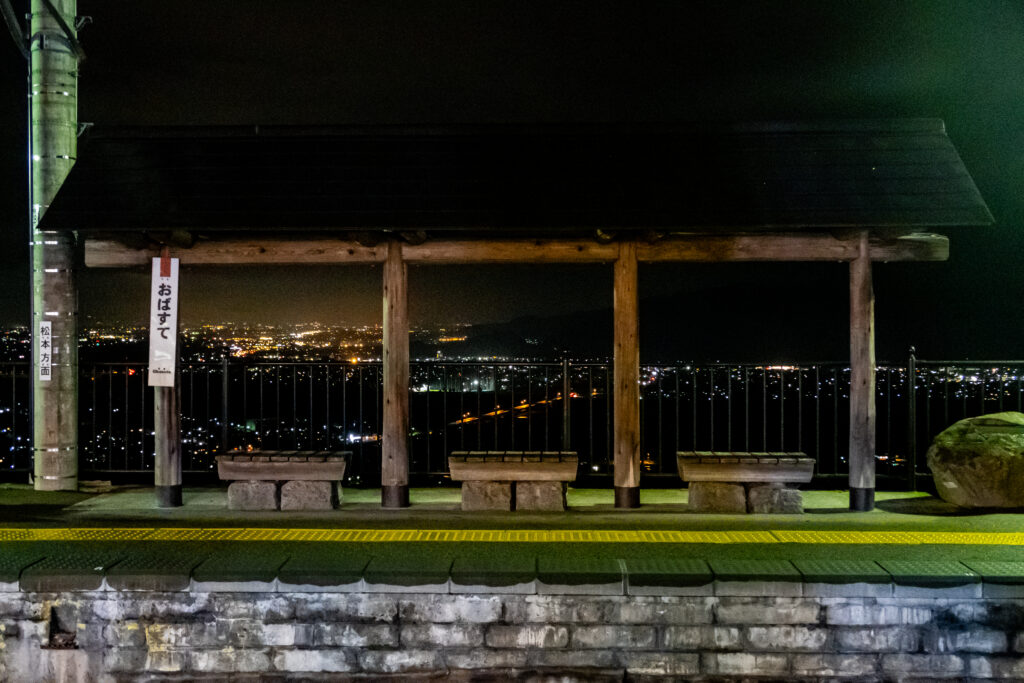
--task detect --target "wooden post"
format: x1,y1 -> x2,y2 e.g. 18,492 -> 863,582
382,240 -> 410,507
613,241 -> 641,507
30,0 -> 79,491
849,231 -> 876,511
154,384 -> 182,507
152,247 -> 181,507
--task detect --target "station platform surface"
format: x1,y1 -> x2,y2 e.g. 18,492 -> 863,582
0,485 -> 1022,590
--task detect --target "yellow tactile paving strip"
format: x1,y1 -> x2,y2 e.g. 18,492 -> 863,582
0,528 -> 1022,545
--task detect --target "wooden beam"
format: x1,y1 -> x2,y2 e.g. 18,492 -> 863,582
637,232 -> 949,262
849,231 -> 876,511
404,239 -> 617,263
613,241 -> 641,508
84,233 -> 949,267
381,240 -> 410,508
85,239 -> 386,267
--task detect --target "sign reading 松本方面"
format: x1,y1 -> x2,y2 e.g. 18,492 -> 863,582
148,257 -> 179,387
38,321 -> 52,381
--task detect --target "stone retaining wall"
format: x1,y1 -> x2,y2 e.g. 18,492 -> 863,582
2,588 -> 1024,681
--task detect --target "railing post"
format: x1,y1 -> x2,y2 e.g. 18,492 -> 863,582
562,357 -> 571,451
906,345 -> 917,492
221,356 -> 229,453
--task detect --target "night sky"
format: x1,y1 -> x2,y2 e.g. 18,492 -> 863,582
1,1 -> 1022,358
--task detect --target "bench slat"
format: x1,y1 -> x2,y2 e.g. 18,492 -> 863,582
448,451 -> 578,482
217,452 -> 350,482
677,451 -> 814,484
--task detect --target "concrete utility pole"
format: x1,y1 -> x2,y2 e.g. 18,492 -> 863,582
29,0 -> 79,490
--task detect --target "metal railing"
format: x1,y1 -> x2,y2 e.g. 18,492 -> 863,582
0,362 -> 30,473
3,355 -> 1023,487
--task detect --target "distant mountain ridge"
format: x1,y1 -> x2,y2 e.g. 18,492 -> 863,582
419,278 -> 1021,363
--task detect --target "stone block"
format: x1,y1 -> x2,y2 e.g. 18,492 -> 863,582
445,649 -> 529,669
0,596 -> 27,618
971,655 -> 1024,679
503,595 -> 610,624
273,649 -> 354,673
280,480 -> 336,510
715,597 -> 820,624
835,627 -> 919,652
144,622 -> 193,649
628,582 -> 713,597
191,648 -> 271,673
526,649 -> 620,669
357,649 -> 445,674
747,483 -> 803,513
102,622 -> 146,649
313,622 -> 398,647
714,580 -> 803,597
102,648 -> 147,673
926,627 -> 1007,654
687,481 -> 746,513
515,481 -> 567,511
893,583 -> 982,599
256,622 -> 312,648
538,580 -> 623,596
983,583 -> 1024,598
460,481 -> 512,511
792,653 -> 879,677
622,651 -> 700,677
206,594 -> 294,621
744,625 -> 828,651
144,650 -> 186,673
802,581 -> 892,598
190,579 -> 277,593
826,603 -> 933,626
485,624 -> 570,649
451,579 -> 535,594
400,623 -> 484,647
880,653 -> 965,678
293,594 -> 396,622
571,625 -> 657,649
704,652 -> 790,675
613,597 -> 714,625
398,595 -> 502,624
662,626 -> 741,650
227,481 -> 279,510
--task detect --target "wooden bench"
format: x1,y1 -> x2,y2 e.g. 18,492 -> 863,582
217,450 -> 350,511
448,451 -> 578,511
677,451 -> 814,514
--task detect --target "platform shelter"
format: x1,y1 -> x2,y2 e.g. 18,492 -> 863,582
37,121 -> 993,510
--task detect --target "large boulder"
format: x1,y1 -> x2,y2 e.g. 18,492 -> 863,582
926,411 -> 1024,508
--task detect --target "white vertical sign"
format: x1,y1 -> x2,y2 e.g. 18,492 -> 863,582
38,321 -> 52,381
148,257 -> 179,387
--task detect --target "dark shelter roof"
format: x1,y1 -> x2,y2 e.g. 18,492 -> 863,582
40,120 -> 992,234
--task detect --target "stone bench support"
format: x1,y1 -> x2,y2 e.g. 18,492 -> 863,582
217,451 -> 350,511
677,451 -> 815,514
449,451 -> 578,511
